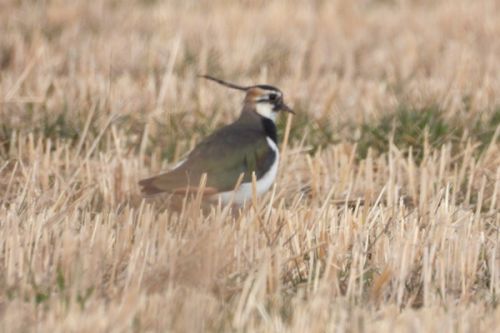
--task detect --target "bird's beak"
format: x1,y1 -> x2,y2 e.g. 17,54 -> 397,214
280,103 -> 295,114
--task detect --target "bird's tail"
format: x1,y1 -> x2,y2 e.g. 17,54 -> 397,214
138,177 -> 165,196
139,172 -> 218,196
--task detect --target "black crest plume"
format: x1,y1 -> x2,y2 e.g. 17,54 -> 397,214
199,75 -> 251,91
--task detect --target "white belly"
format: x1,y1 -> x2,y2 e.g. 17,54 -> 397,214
215,137 -> 279,206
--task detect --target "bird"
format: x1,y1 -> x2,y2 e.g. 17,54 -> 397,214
138,75 -> 294,205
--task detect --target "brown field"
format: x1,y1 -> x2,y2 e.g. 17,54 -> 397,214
1,0 -> 499,332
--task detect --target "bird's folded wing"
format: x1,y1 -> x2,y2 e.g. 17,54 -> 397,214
139,129 -> 276,195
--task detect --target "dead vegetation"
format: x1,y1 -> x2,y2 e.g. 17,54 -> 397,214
0,0 -> 499,331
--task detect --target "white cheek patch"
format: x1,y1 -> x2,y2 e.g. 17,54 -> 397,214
256,103 -> 277,121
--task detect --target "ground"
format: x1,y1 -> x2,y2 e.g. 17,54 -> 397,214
0,0 -> 499,332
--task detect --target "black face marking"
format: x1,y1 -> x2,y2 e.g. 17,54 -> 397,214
272,102 -> 283,111
257,93 -> 279,103
261,117 -> 278,143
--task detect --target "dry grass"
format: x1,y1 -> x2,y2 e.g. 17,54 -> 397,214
0,0 -> 499,332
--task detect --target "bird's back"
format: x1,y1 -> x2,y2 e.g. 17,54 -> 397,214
139,112 -> 275,196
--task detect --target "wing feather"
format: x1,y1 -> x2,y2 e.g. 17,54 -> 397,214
139,125 -> 276,195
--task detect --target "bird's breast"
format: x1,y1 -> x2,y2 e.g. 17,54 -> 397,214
212,137 -> 279,205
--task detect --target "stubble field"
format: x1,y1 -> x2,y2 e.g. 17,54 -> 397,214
0,0 -> 499,332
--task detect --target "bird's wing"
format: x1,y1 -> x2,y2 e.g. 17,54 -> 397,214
139,127 -> 277,195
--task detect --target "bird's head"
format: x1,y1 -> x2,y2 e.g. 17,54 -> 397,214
200,75 -> 294,122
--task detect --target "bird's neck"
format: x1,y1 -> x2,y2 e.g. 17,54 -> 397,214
238,106 -> 278,144
261,117 -> 278,144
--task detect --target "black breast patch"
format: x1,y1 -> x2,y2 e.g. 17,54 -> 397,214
261,118 -> 278,144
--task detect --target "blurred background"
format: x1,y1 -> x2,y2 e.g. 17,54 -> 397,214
1,0 -> 499,161
0,1 -> 499,332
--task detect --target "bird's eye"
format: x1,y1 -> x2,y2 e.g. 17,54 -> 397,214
268,94 -> 277,101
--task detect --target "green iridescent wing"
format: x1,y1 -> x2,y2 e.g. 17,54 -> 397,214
139,126 -> 276,195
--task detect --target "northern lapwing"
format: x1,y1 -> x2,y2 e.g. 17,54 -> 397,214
139,75 -> 294,205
